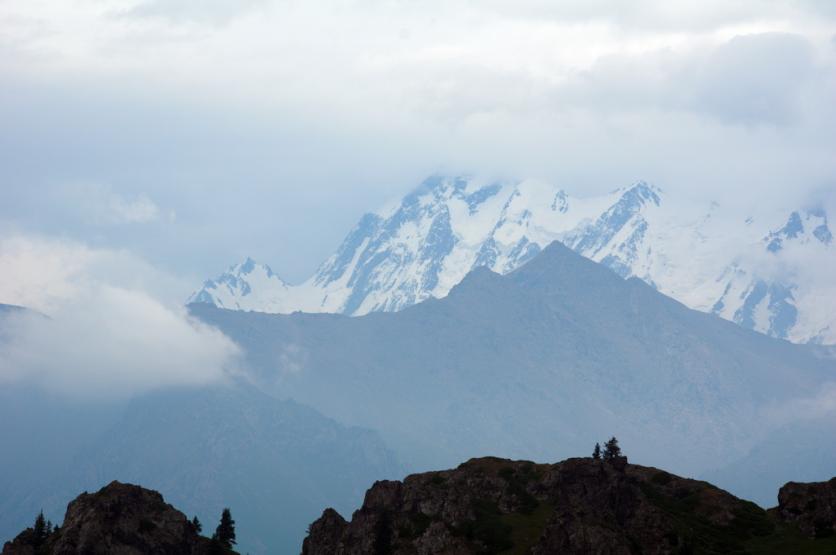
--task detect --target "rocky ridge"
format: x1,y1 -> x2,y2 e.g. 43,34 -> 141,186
776,477 -> 836,539
302,456 -> 836,555
3,458 -> 834,554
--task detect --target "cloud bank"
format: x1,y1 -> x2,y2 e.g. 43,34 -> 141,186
0,235 -> 240,398
0,1 -> 834,281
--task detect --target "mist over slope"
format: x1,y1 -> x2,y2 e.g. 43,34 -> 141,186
192,241 -> 836,493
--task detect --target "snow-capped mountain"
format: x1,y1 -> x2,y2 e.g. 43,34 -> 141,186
188,258 -> 293,312
189,175 -> 835,343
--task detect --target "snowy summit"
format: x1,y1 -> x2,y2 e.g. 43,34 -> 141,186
190,175 -> 835,344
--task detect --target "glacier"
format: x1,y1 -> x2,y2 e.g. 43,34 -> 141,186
189,175 -> 835,344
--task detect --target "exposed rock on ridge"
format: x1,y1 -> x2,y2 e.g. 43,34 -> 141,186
776,477 -> 836,539
2,481 -> 223,555
302,456 -> 836,554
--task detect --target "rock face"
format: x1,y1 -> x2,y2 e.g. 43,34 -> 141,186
777,477 -> 836,538
302,456 -> 836,555
2,481 -> 219,555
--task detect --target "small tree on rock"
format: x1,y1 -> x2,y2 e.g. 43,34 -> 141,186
603,437 -> 621,461
592,443 -> 601,460
32,511 -> 48,547
213,508 -> 236,549
192,516 -> 202,534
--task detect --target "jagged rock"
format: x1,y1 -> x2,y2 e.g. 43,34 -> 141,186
2,481 -> 221,555
776,477 -> 836,538
303,509 -> 347,555
302,456 -> 836,554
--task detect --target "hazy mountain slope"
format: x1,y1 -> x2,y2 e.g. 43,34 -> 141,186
703,415 -> 836,507
191,242 -> 836,494
190,176 -> 835,343
64,385 -> 401,555
0,384 -> 401,555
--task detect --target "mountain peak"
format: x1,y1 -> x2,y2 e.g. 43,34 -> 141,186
617,180 -> 662,206
511,239 -> 577,271
509,240 -> 626,293
187,257 -> 289,311
188,174 -> 835,343
230,256 -> 275,277
765,207 -> 832,252
405,174 -> 470,201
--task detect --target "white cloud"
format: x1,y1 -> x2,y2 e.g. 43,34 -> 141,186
0,234 -> 241,398
0,235 -> 95,314
555,32 -> 822,126
0,1 -> 834,281
0,234 -> 188,312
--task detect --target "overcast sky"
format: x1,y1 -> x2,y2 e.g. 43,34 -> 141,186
1,0 -> 835,285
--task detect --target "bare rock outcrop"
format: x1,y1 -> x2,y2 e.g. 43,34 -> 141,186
2,481 -> 221,555
303,456 -> 836,554
776,477 -> 836,538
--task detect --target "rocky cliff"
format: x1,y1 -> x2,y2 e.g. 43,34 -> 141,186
775,477 -> 836,539
2,481 -> 228,555
302,456 -> 836,554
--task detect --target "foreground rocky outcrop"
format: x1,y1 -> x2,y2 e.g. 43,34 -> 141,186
2,481 -> 229,555
303,456 -> 836,554
775,477 -> 836,539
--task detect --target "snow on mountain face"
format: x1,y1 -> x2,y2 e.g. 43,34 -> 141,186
712,207 -> 835,343
189,176 -> 836,344
187,257 -> 294,312
764,208 -> 832,252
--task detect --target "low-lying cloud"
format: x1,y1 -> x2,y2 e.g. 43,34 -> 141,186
0,235 -> 240,398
